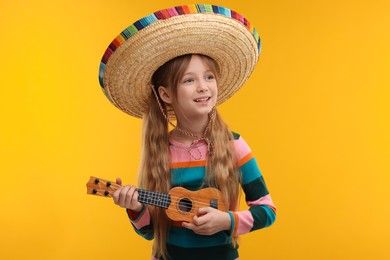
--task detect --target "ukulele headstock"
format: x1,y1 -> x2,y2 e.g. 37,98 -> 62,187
86,176 -> 120,198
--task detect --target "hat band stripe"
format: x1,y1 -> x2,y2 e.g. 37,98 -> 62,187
99,62 -> 105,89
215,6 -> 231,17
231,11 -> 243,23
176,5 -> 189,15
186,4 -> 198,14
154,8 -> 178,19
196,4 -> 213,13
167,7 -> 179,17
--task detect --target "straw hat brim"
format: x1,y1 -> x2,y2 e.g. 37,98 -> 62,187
99,6 -> 260,118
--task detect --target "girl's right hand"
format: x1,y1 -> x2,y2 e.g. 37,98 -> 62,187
112,178 -> 144,212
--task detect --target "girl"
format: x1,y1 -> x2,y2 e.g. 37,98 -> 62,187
99,4 -> 276,260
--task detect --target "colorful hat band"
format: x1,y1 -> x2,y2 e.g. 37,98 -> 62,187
99,4 -> 261,91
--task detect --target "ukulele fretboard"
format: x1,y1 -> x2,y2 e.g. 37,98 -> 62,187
137,189 -> 171,209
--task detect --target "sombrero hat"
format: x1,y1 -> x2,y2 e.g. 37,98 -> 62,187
99,4 -> 261,118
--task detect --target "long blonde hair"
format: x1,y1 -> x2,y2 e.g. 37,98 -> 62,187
139,54 -> 240,259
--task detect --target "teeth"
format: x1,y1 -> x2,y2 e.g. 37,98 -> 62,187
195,97 -> 209,102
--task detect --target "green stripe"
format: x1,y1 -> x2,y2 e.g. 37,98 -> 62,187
242,176 -> 269,201
249,205 -> 276,230
124,24 -> 138,38
202,4 -> 213,13
232,131 -> 240,140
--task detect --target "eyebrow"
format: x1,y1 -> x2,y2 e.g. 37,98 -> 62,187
182,69 -> 214,76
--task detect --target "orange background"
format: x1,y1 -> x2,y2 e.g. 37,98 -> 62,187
1,0 -> 389,259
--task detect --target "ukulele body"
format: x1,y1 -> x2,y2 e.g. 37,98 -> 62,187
166,187 -> 228,222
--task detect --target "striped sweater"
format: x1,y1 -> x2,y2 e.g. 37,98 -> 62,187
127,133 -> 276,259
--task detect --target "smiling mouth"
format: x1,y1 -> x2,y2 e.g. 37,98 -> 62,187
194,97 -> 211,102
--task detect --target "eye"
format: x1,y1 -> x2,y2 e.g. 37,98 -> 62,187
183,78 -> 194,84
206,74 -> 215,80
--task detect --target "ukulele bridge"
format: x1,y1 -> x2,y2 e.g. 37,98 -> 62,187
210,199 -> 218,209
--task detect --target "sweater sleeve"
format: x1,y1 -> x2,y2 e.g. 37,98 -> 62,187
231,134 -> 277,236
126,205 -> 154,240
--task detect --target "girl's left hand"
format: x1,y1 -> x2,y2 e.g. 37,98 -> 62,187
182,207 -> 231,235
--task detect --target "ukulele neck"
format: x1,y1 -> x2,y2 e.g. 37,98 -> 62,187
137,189 -> 171,209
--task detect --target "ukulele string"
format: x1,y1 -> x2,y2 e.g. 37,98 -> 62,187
93,188 -> 217,209
138,193 -> 216,208
91,179 -> 221,209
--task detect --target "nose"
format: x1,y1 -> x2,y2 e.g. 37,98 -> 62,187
197,79 -> 208,92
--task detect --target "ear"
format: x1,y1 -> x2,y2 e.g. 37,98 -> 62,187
158,86 -> 173,104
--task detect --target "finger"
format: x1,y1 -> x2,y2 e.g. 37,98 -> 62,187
182,222 -> 196,230
197,207 -> 212,216
112,187 -> 122,204
119,185 -> 131,206
113,185 -> 126,204
125,186 -> 137,208
183,221 -> 213,235
116,178 -> 122,185
193,208 -> 212,226
131,189 -> 139,204
194,215 -> 210,226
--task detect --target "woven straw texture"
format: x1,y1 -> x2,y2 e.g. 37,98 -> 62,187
99,5 -> 260,118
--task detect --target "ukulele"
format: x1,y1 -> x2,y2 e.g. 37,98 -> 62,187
86,176 -> 227,223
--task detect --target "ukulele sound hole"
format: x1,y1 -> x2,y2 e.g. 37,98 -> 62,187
178,198 -> 192,213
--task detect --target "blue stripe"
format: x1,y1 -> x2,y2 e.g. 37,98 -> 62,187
218,6 -> 231,17
133,20 -> 144,30
212,5 -> 219,13
139,14 -> 158,27
240,157 -> 262,185
227,211 -> 235,238
195,4 -> 202,13
120,30 -> 130,39
171,167 -> 206,188
262,206 -> 276,227
99,62 -> 105,87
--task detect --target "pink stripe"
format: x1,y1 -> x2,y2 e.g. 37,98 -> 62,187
233,137 -> 252,161
170,136 -> 253,164
132,208 -> 151,229
247,194 -> 276,210
167,7 -> 179,17
236,210 -> 254,235
233,12 -> 244,24
169,138 -> 208,163
102,47 -> 113,64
